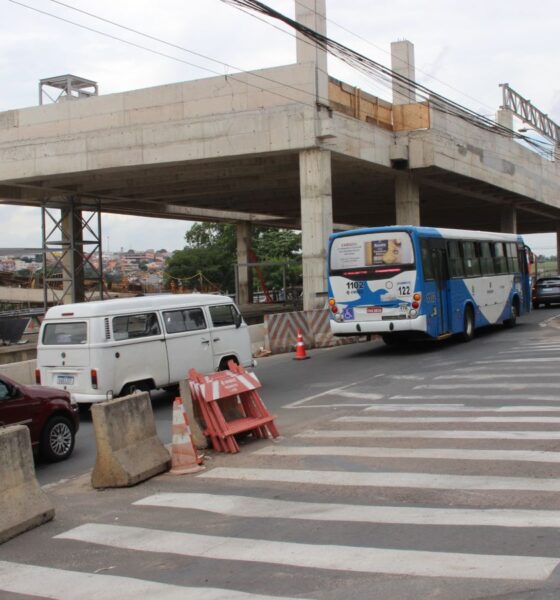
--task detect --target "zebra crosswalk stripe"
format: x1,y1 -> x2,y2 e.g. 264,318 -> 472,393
135,492 -> 560,528
335,416 -> 560,423
297,429 -> 560,440
254,444 -> 560,464
199,467 -> 560,492
55,523 -> 559,581
0,560 -> 300,600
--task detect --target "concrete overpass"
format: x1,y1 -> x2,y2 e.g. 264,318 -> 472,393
0,0 -> 559,310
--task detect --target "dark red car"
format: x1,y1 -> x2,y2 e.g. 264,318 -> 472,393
0,374 -> 79,462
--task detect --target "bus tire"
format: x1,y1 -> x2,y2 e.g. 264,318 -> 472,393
461,306 -> 475,342
504,298 -> 519,328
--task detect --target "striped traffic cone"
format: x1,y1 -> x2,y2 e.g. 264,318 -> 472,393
169,397 -> 204,475
293,329 -> 310,360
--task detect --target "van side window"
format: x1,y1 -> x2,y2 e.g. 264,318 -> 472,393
43,322 -> 87,345
113,313 -> 161,341
163,308 -> 207,334
209,304 -> 238,327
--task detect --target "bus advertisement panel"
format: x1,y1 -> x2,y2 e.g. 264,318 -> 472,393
327,226 -> 531,344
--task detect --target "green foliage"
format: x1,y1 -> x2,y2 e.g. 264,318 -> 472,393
166,223 -> 302,295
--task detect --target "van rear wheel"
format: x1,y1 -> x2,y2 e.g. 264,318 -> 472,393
121,381 -> 152,397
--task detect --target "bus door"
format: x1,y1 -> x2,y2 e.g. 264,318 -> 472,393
522,244 -> 533,312
429,240 -> 452,335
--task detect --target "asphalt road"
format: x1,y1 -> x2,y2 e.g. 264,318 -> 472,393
4,306 -> 560,599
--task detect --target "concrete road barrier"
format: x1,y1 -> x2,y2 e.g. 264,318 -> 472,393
0,425 -> 54,544
91,392 -> 170,489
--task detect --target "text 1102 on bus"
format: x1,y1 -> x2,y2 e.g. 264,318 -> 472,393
327,226 -> 532,345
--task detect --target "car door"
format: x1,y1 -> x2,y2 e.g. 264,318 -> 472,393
162,306 -> 215,381
0,378 -> 41,445
207,303 -> 250,369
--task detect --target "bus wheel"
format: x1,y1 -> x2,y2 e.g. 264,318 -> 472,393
461,307 -> 475,342
504,299 -> 518,328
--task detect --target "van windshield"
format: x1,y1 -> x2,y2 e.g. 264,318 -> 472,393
43,322 -> 87,345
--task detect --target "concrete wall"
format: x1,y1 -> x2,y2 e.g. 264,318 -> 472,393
0,64 -> 319,181
409,107 -> 560,209
0,359 -> 36,384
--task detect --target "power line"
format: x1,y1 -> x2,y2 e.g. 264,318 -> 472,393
223,0 -> 554,157
8,0 -> 320,111
292,0 -> 498,115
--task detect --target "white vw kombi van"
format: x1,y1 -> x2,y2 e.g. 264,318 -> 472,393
36,294 -> 254,405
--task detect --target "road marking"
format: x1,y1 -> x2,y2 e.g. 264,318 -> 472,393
365,404 -> 560,412
414,383 -> 559,390
255,445 -> 560,464
475,358 -> 560,364
55,523 -> 558,581
0,560 -> 298,600
283,378 -> 384,408
200,467 -> 560,492
390,395 -> 560,402
135,492 -> 560,528
434,373 -> 560,380
297,429 -> 560,440
335,416 -> 560,424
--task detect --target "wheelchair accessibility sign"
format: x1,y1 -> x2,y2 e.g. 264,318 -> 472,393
342,307 -> 354,320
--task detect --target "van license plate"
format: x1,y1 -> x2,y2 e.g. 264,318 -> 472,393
57,375 -> 74,385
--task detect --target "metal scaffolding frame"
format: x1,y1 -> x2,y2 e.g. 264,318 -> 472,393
500,83 -> 559,148
41,201 -> 104,309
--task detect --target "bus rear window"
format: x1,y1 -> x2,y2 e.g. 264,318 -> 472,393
330,232 -> 414,272
43,322 -> 87,345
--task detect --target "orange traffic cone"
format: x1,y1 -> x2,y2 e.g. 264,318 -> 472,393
293,329 -> 310,360
169,397 -> 204,475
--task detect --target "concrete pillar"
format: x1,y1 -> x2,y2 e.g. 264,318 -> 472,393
300,148 -> 333,311
236,222 -> 252,305
395,172 -> 420,225
556,228 -> 560,275
295,0 -> 329,105
391,40 -> 416,105
61,206 -> 85,304
500,205 -> 517,233
496,108 -> 514,130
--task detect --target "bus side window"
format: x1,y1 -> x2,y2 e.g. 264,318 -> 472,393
479,242 -> 494,275
447,240 -> 464,278
420,239 -> 434,280
462,241 -> 481,277
506,242 -> 518,273
493,242 -> 508,274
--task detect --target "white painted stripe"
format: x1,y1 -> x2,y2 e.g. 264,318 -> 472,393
288,404 -> 376,409
297,429 -> 560,440
499,349 -> 560,354
365,404 -> 560,413
200,467 -> 560,493
0,560 -> 297,600
335,416 -> 560,424
55,523 -> 558,581
414,383 -> 559,390
282,378 -> 383,408
212,380 -> 220,401
475,358 -> 560,364
434,373 -> 560,380
135,492 -> 560,528
255,445 -> 560,464
236,375 -> 253,390
390,395 -> 560,402
336,391 -> 391,400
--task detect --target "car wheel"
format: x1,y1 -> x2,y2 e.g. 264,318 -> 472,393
460,306 -> 475,342
41,416 -> 75,462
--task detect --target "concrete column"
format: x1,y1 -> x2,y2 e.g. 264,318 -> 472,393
300,148 -> 333,311
391,40 -> 416,105
61,205 -> 85,304
557,227 -> 560,275
395,172 -> 420,225
236,222 -> 252,305
295,0 -> 329,105
496,108 -> 514,130
500,205 -> 517,233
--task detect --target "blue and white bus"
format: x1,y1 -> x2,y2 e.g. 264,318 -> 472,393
328,226 -> 532,344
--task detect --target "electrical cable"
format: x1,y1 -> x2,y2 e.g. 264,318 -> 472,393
222,0 -> 554,156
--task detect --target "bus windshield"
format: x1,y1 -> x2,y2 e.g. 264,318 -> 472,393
330,231 -> 415,273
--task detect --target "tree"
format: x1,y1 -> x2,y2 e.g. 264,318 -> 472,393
165,223 -> 302,295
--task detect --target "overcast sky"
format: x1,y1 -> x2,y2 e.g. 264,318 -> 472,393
1,0 -> 559,252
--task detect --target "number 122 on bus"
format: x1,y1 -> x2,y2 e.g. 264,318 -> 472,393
327,226 -> 532,345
